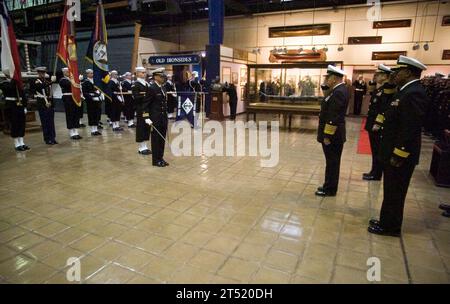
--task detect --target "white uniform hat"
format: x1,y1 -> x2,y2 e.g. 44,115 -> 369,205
123,72 -> 132,77
85,69 -> 93,73
376,64 -> 392,74
135,66 -> 146,73
62,67 -> 69,72
191,71 -> 199,78
110,70 -> 118,75
392,55 -> 427,71
152,67 -> 166,76
326,65 -> 346,77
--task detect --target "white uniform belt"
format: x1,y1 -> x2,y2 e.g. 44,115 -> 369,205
92,97 -> 100,101
62,93 -> 72,96
5,97 -> 21,101
355,88 -> 364,91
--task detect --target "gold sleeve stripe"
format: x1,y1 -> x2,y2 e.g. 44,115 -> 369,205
324,124 -> 337,135
383,88 -> 396,94
142,113 -> 150,118
393,148 -> 410,158
375,114 -> 385,124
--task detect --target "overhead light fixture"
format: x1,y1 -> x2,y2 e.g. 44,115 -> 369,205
412,42 -> 420,50
423,42 -> 429,51
337,45 -> 344,52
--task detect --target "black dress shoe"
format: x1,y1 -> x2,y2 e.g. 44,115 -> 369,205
91,131 -> 102,136
22,145 -> 30,150
438,203 -> 450,211
362,175 -> 381,181
15,146 -> 26,152
317,186 -> 324,192
315,190 -> 336,197
128,124 -> 136,128
138,149 -> 152,155
442,211 -> 450,218
99,121 -> 103,125
113,127 -> 124,132
79,123 -> 86,128
52,140 -> 58,144
153,161 -> 166,167
368,224 -> 401,237
369,219 -> 380,227
71,135 -> 82,140
45,141 -> 53,145
97,125 -> 104,130
162,160 -> 169,166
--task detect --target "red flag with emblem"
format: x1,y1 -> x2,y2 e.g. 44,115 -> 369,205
56,3 -> 81,107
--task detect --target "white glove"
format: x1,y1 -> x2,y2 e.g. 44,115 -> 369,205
145,119 -> 153,126
79,74 -> 84,81
24,108 -> 27,114
372,124 -> 380,132
51,75 -> 57,82
118,96 -> 124,103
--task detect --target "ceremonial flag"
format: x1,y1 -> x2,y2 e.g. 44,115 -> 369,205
176,92 -> 196,127
56,2 -> 82,106
85,0 -> 111,100
0,0 -> 23,90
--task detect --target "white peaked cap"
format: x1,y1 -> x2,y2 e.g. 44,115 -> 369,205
85,69 -> 93,73
326,65 -> 346,77
152,67 -> 166,75
62,67 -> 69,72
394,55 -> 427,71
110,70 -> 118,75
377,64 -> 392,74
135,66 -> 146,72
123,72 -> 132,77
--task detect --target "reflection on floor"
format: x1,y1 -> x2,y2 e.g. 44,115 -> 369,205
0,113 -> 449,284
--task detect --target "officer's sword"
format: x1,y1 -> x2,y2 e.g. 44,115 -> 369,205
150,124 -> 169,145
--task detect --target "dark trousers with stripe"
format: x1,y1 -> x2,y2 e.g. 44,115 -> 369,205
380,162 -> 415,231
322,141 -> 344,194
368,131 -> 383,178
151,117 -> 168,164
38,107 -> 56,142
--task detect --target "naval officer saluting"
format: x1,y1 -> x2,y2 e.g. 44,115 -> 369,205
316,65 -> 349,196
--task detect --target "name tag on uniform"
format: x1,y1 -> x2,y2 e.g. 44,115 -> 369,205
391,99 -> 400,106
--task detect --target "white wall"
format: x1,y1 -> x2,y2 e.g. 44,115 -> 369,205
137,37 -> 185,67
170,0 -> 450,74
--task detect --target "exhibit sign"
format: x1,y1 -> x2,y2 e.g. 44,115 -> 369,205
149,54 -> 200,65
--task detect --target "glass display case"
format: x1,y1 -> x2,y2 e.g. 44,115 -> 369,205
245,62 -> 344,106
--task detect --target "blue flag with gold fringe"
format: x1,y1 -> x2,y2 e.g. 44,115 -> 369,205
176,92 -> 197,127
85,0 -> 111,100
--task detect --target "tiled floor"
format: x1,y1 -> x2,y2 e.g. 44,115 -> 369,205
0,112 -> 449,284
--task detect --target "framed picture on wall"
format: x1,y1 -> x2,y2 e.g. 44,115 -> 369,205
240,67 -> 247,86
232,72 -> 239,85
222,67 -> 231,84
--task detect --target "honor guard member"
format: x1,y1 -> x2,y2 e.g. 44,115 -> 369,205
34,67 -> 58,145
316,65 -> 349,196
1,78 -> 29,151
164,74 -> 177,119
148,68 -> 169,167
362,64 -> 397,181
121,72 -> 135,128
82,69 -> 102,136
368,55 -> 428,237
132,67 -> 151,155
352,74 -> 367,115
60,67 -> 82,140
186,71 -> 202,126
109,70 -> 124,131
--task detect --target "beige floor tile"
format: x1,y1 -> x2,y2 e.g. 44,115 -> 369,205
41,247 -> 84,270
291,274 -> 326,284
69,234 -> 107,253
409,265 -> 450,284
232,242 -> 271,262
0,245 -> 19,262
336,249 -> 370,271
180,230 -> 214,247
406,249 -> 446,272
89,241 -> 131,262
86,263 -> 136,284
217,257 -> 259,282
44,271 -> 80,284
251,266 -> 291,283
303,243 -> 338,265
6,232 -> 46,252
9,262 -> 57,284
34,222 -> 69,238
189,249 -> 227,273
169,265 -> 214,283
51,228 -> 88,246
126,273 -> 159,284
0,255 -> 36,280
156,224 -> 190,240
296,257 -> 334,283
263,249 -> 298,273
204,236 -> 241,255
79,255 -> 108,280
163,242 -> 199,263
24,240 -> 64,260
115,229 -> 151,247
139,235 -> 174,255
140,257 -> 183,282
332,265 -> 370,284
115,248 -> 156,271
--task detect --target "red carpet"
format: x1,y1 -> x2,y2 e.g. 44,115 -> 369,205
357,118 -> 371,154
